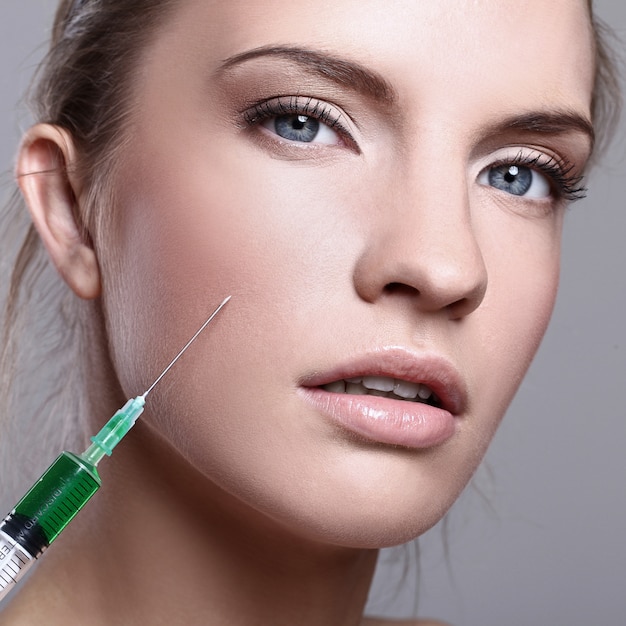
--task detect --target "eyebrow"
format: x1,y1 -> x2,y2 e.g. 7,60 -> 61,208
218,45 -> 595,149
217,45 -> 397,107
485,111 -> 595,149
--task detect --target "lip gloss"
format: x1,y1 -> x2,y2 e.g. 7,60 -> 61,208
300,387 -> 456,448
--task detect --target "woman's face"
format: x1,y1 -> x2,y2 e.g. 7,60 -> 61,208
100,0 -> 594,546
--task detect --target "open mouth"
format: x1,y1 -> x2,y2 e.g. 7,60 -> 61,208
320,376 -> 441,407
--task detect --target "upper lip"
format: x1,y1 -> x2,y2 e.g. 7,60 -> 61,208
300,346 -> 467,415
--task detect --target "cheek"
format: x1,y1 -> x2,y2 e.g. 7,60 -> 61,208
494,214 -> 562,351
111,141 -> 348,295
97,133 -> 359,448
463,208 -> 564,441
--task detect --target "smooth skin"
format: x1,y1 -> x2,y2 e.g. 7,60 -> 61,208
3,0 -> 593,624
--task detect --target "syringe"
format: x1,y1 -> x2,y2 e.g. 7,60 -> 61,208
0,296 -> 231,603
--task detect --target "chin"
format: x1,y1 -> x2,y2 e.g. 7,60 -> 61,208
279,502 -> 450,550
248,468 -> 465,550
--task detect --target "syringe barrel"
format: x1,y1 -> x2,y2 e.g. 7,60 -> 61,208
0,451 -> 101,602
0,530 -> 36,602
10,452 -> 101,544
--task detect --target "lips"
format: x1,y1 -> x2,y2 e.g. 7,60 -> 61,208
298,348 -> 466,449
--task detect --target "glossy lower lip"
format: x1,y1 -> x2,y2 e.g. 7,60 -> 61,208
300,387 -> 456,448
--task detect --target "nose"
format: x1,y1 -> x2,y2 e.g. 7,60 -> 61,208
353,167 -> 488,320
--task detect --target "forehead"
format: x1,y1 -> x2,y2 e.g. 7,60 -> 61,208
149,0 -> 595,118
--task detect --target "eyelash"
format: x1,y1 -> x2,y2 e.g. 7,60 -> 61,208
242,96 -> 356,147
491,150 -> 587,203
241,98 -> 587,203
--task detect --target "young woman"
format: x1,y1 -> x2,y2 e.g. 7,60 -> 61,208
0,1 -> 620,624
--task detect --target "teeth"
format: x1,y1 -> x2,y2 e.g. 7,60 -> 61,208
346,382 -> 365,395
368,389 -> 390,397
362,376 -> 395,392
393,380 -> 419,399
321,377 -> 438,405
323,380 -> 346,394
417,385 -> 433,400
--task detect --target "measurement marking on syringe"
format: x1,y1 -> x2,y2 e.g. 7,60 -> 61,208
0,550 -> 33,590
0,567 -> 17,585
5,563 -> 18,581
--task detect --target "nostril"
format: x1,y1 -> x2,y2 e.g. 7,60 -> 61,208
383,282 -> 419,297
446,295 -> 480,320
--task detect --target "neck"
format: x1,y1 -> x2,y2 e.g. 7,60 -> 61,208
1,422 -> 378,626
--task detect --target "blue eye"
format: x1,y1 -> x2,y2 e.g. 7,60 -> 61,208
480,163 -> 551,199
262,113 -> 339,144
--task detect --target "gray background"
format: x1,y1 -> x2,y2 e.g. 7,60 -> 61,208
1,2 -> 624,625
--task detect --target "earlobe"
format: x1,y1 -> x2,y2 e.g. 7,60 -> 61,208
16,124 -> 101,300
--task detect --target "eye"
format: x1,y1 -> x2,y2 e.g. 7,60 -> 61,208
479,163 -> 551,199
242,96 -> 358,151
262,113 -> 340,145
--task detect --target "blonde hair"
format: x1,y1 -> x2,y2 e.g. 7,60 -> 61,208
0,0 -> 176,504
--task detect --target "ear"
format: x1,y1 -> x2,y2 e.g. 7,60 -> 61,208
16,124 -> 101,299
